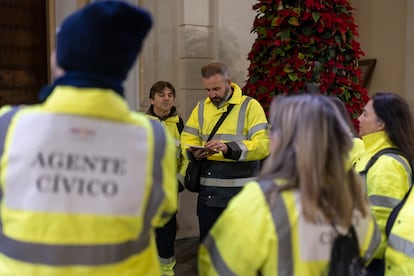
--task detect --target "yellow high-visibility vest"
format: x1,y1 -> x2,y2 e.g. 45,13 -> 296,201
0,86 -> 177,275
199,179 -> 381,276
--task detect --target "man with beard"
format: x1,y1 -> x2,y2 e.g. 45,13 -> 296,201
181,62 -> 270,242
146,81 -> 186,275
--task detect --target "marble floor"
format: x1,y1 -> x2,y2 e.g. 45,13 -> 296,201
175,237 -> 199,276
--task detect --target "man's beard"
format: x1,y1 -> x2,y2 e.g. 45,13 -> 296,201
210,85 -> 231,107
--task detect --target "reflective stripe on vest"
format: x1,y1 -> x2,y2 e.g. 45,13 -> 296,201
259,179 -> 293,276
364,221 -> 382,261
197,97 -> 253,142
203,233 -> 236,276
201,176 -> 257,187
388,232 -> 414,258
258,179 -> 381,268
0,107 -> 19,159
0,114 -> 167,266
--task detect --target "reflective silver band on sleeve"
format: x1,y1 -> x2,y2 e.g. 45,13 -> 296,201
363,220 -> 382,262
0,119 -> 167,266
249,122 -> 268,138
183,125 -> 199,136
388,233 -> 414,258
369,195 -> 401,209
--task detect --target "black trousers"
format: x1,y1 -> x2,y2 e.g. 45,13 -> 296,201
197,201 -> 225,243
156,214 -> 177,258
367,258 -> 384,276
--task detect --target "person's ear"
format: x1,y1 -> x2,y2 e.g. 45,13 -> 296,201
376,119 -> 385,131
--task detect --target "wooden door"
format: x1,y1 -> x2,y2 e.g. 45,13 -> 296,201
0,1 -> 47,106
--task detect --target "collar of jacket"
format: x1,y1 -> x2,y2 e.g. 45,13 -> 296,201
361,130 -> 395,155
205,82 -> 243,107
146,105 -> 178,121
38,71 -> 124,102
43,85 -> 131,122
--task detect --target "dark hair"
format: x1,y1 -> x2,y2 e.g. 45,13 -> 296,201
329,96 -> 358,136
201,62 -> 230,79
149,81 -> 176,99
372,92 -> 414,162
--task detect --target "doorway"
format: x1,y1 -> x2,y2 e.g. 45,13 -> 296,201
0,1 -> 47,106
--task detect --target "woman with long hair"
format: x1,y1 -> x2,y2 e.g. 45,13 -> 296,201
199,94 -> 380,275
355,92 -> 414,275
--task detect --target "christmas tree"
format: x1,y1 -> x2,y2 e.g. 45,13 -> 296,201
243,0 -> 369,127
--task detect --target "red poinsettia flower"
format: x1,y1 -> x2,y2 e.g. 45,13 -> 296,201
243,0 -> 369,131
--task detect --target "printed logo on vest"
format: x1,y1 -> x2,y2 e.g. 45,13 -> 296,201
5,113 -> 149,216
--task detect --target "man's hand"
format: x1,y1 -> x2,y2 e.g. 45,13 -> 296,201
188,140 -> 227,159
188,147 -> 210,159
204,140 -> 228,154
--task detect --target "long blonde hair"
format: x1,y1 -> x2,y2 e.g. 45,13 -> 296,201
261,94 -> 368,228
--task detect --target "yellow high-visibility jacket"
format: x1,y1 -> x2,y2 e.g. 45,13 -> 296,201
355,131 -> 411,259
146,105 -> 187,184
0,86 -> 177,275
385,186 -> 414,276
199,179 -> 381,276
181,83 -> 269,206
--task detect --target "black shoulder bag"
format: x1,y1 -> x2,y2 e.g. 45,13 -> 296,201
184,104 -> 235,192
329,225 -> 367,276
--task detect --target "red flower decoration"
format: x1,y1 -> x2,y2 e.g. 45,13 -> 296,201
243,0 -> 369,131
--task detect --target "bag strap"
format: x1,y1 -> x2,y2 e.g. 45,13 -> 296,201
176,116 -> 184,134
206,104 -> 235,142
360,147 -> 410,175
386,185 -> 413,237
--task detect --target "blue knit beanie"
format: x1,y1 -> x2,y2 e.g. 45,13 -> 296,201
56,1 -> 152,82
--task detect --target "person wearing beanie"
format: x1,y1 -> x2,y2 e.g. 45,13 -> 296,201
0,1 -> 177,275
146,81 -> 187,275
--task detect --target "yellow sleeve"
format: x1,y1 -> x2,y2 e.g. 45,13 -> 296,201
359,214 -> 382,265
350,137 -> 365,166
242,98 -> 270,161
367,156 -> 411,258
0,105 -> 13,116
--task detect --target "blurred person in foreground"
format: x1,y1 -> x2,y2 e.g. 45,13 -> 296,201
0,1 -> 177,275
199,94 -> 380,276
